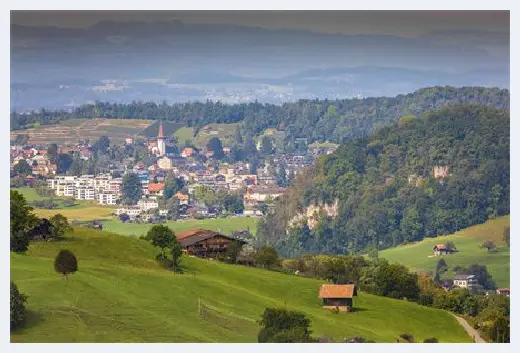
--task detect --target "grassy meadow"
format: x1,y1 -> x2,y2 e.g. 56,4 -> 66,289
11,228 -> 471,343
379,216 -> 510,287
102,217 -> 258,237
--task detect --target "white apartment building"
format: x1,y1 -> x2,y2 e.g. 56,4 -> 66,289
97,192 -> 118,205
115,206 -> 143,218
75,187 -> 96,200
137,197 -> 159,211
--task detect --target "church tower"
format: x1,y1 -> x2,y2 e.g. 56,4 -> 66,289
157,122 -> 166,156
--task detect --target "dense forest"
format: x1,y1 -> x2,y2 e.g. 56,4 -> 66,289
11,86 -> 509,144
256,105 -> 510,257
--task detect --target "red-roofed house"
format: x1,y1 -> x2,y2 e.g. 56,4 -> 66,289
318,284 -> 358,312
148,183 -> 165,196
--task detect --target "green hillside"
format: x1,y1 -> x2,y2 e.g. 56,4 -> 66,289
102,217 -> 258,237
11,229 -> 471,343
379,216 -> 510,287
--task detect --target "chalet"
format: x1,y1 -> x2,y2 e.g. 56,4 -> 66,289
433,244 -> 454,256
496,288 -> 510,296
177,229 -> 246,258
318,284 -> 358,312
453,274 -> 478,288
181,147 -> 196,158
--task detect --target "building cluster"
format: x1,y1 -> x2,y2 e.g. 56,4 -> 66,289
11,122 -> 339,222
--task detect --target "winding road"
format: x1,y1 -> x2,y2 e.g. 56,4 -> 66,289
452,314 -> 486,343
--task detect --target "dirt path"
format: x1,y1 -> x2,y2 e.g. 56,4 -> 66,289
452,314 -> 486,343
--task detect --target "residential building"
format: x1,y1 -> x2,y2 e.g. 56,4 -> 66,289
97,192 -> 118,205
138,197 -> 159,211
75,187 -> 95,200
453,274 -> 478,288
433,244 -> 455,256
157,156 -> 173,170
148,183 -> 165,196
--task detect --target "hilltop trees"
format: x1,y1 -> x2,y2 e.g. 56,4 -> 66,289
10,281 -> 27,329
259,105 -> 510,256
122,173 -> 142,205
54,250 -> 78,281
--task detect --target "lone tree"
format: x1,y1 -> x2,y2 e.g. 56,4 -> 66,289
171,238 -> 183,271
49,214 -> 72,239
54,249 -> 78,281
10,281 -> 27,329
146,225 -> 176,257
480,240 -> 496,252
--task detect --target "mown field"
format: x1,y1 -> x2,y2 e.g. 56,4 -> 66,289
102,217 -> 258,237
10,118 -> 153,145
193,123 -> 238,148
379,216 -> 510,287
10,228 -> 471,343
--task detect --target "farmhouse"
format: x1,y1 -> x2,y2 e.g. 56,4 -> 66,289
177,229 -> 246,258
433,244 -> 454,256
496,288 -> 510,296
318,284 -> 358,312
453,274 -> 478,288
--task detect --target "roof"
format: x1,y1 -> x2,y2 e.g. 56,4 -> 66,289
496,288 -> 510,292
433,244 -> 446,250
148,183 -> 165,192
177,229 -> 246,247
158,122 -> 165,139
318,284 -> 358,299
173,192 -> 189,200
454,274 -> 476,280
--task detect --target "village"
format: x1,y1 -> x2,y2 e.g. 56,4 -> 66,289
10,122 -> 336,223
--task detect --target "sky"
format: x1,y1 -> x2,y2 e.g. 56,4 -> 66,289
11,10 -> 509,37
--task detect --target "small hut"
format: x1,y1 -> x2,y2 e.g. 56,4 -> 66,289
318,284 -> 358,312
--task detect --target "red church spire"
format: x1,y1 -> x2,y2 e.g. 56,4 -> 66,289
158,122 -> 165,139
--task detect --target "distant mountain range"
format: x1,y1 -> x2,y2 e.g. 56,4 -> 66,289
10,21 -> 509,111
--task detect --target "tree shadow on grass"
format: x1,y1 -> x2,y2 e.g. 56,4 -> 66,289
11,310 -> 44,336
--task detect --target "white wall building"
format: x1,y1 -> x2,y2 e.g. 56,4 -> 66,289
97,192 -> 118,205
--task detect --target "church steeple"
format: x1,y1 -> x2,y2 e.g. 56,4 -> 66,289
157,121 -> 166,156
158,122 -> 165,139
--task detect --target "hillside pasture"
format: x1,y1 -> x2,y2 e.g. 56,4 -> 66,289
193,123 -> 238,148
10,228 -> 471,343
379,216 -> 510,287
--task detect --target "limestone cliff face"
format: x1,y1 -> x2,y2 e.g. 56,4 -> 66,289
287,199 -> 339,230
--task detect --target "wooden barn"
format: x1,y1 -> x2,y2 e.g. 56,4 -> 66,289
433,244 -> 454,256
177,229 -> 246,258
318,284 -> 358,312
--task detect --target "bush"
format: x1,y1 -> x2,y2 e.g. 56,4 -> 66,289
258,308 -> 313,343
10,281 -> 27,329
399,333 -> 415,343
423,337 -> 439,343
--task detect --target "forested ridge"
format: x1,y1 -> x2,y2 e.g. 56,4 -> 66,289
256,105 -> 510,257
11,86 -> 509,144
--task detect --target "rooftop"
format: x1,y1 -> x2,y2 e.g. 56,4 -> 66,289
318,284 -> 358,299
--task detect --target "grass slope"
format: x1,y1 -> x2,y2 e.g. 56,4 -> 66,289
174,127 -> 195,146
10,119 -> 153,145
193,123 -> 238,148
11,229 -> 471,343
102,217 -> 258,237
379,216 -> 510,287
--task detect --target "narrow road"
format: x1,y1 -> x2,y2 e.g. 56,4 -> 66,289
452,314 -> 486,343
